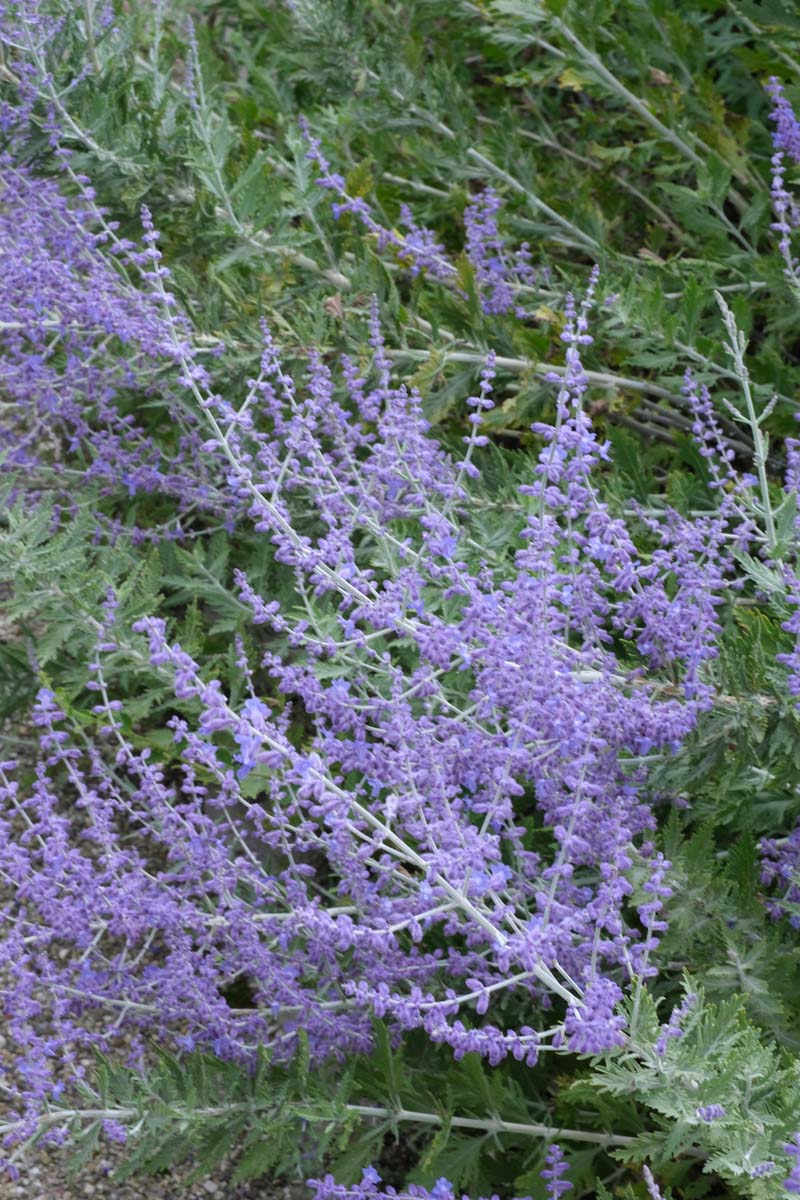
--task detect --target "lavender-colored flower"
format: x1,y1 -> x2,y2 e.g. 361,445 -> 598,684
233,697 -> 273,779
769,150 -> 800,283
767,79 -> 800,163
760,821 -> 800,927
398,205 -> 454,280
307,1177 -> 529,1200
0,155 -> 227,537
784,1134 -> 800,1195
696,1104 -> 726,1122
564,978 -> 625,1055
655,992 -> 697,1058
464,187 -> 536,316
777,575 -> 800,702
541,1145 -> 571,1200
301,121 -> 454,281
305,139 -> 548,314
766,80 -> 800,283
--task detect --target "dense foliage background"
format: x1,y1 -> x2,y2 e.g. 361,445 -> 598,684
3,1 -> 800,1198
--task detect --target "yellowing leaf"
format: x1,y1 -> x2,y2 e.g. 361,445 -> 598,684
533,304 -> 562,325
557,67 -> 587,91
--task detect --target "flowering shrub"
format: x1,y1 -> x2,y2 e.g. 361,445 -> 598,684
1,278 -> 710,1112
3,2 -> 800,1199
3,214 -> 800,1186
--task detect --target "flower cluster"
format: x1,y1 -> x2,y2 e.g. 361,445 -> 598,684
308,1167 -> 532,1200
464,187 -> 538,316
0,159 -> 226,533
307,1155 -> 571,1200
654,991 -> 697,1057
760,824 -> 800,927
301,121 -> 454,282
785,1135 -> 800,1195
766,79 -> 800,164
0,3 -> 229,543
302,125 -> 543,312
766,79 -> 800,284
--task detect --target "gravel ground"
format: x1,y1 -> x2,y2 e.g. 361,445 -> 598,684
0,975 -> 314,1200
6,1154 -> 309,1200
0,1033 -> 310,1200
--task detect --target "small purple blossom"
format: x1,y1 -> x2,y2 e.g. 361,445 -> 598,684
655,992 -> 697,1057
233,697 -> 273,778
696,1105 -> 726,1123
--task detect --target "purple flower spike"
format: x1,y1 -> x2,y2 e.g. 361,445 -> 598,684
541,1145 -> 572,1200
